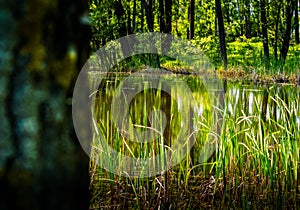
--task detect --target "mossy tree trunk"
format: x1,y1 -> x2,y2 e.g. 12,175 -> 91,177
0,1 -> 91,209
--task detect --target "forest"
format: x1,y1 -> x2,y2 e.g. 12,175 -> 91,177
0,0 -> 299,209
90,0 -> 300,78
87,0 -> 300,209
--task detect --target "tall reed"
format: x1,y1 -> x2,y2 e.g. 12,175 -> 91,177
89,74 -> 299,209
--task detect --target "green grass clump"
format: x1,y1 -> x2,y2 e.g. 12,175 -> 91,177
89,74 -> 299,209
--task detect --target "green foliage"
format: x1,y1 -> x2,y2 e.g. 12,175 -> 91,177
227,38 -> 263,68
90,0 -> 299,74
89,0 -> 117,49
191,34 -> 300,74
226,39 -> 300,73
192,35 -> 221,66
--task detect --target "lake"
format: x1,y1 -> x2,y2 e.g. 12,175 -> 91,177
89,71 -> 299,209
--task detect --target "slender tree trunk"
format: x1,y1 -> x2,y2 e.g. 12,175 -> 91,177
215,0 -> 228,68
245,0 -> 252,38
141,0 -> 145,31
224,0 -> 231,25
174,0 -> 180,36
159,0 -> 166,32
188,0 -> 195,39
238,0 -> 244,36
161,0 -> 172,54
280,0 -> 294,62
115,0 -> 131,57
159,0 -> 172,33
144,0 -> 154,32
133,0 -> 137,32
274,4 -> 281,61
127,1 -> 132,34
295,0 -> 299,44
260,0 -> 270,67
115,0 -> 127,37
143,0 -> 160,67
165,0 -> 172,33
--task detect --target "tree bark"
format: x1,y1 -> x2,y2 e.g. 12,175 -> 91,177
159,0 -> 166,32
280,0 -> 294,62
224,0 -> 231,25
142,0 -> 161,68
215,0 -> 228,68
237,0 -> 244,36
189,0 -> 195,39
114,0 -> 127,37
133,0 -> 137,32
165,0 -> 172,33
274,2 -> 282,62
245,0 -> 252,38
141,0 -> 145,32
260,0 -> 270,67
159,0 -> 172,33
114,0 -> 132,57
143,0 -> 154,32
0,0 -> 91,209
127,1 -> 132,34
274,3 -> 281,61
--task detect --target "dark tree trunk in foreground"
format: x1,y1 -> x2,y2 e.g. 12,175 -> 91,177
215,0 -> 228,68
260,0 -> 270,67
0,1 -> 91,209
189,0 -> 195,40
280,0 -> 294,62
